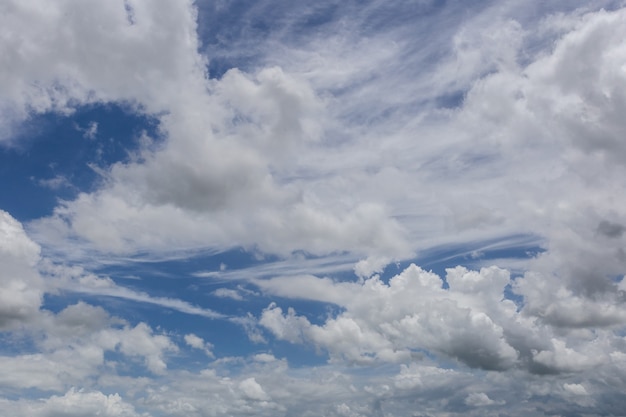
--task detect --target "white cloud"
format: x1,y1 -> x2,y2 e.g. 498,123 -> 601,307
514,271 -> 626,328
465,392 -> 495,407
260,264 -> 522,369
354,256 -> 390,279
212,288 -> 243,301
0,0 -> 204,132
0,388 -> 142,417
38,175 -> 73,190
184,333 -> 205,350
98,322 -> 178,375
257,260 -> 626,378
563,383 -> 588,396
184,333 -> 214,357
0,300 -> 177,391
82,121 -> 98,140
239,377 -> 270,401
41,261 -> 224,319
0,210 -> 43,329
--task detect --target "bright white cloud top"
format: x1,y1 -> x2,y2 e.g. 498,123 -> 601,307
1,0 -> 626,415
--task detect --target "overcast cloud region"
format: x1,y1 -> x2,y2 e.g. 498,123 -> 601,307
2,0 -> 626,415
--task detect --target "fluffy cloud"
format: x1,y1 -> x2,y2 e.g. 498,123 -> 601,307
238,377 -> 270,401
465,392 -> 496,407
0,0 -> 203,130
0,302 -> 177,392
258,260 -> 626,380
184,333 -> 214,357
20,9 -> 410,259
0,388 -> 143,417
0,210 -> 43,328
260,265 -> 522,369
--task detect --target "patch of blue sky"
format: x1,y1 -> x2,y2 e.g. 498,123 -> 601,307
0,330 -> 39,357
103,349 -> 160,379
434,89 -> 465,109
0,103 -> 160,222
0,387 -> 58,403
262,338 -> 328,367
41,292 -> 91,315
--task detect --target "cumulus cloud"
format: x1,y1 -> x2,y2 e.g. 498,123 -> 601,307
185,333 -> 214,357
0,301 -> 177,391
0,0 -> 204,130
260,265 -> 522,369
4,0 -> 409,260
238,377 -> 270,401
258,261 -> 626,379
0,388 -> 142,417
0,210 -> 43,328
465,392 -> 496,407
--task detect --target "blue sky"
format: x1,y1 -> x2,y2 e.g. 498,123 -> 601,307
2,0 -> 626,416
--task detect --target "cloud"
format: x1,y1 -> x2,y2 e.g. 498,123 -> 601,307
27,62 -> 410,260
514,271 -> 626,328
184,333 -> 214,357
465,392 -> 496,407
260,265 -> 521,369
75,121 -> 99,140
212,288 -> 244,301
0,210 -> 43,329
239,377 -> 270,401
41,261 -> 224,319
597,220 -> 626,239
0,301 -> 178,392
0,0 -> 204,132
0,388 -> 142,417
258,261 -> 626,378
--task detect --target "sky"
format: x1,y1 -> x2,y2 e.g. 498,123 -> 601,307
1,0 -> 626,416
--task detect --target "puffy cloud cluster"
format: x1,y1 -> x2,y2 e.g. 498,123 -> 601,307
1,0 -> 408,260
0,388 -> 143,417
0,212 -> 177,391
0,210 -> 43,328
0,0 -> 203,130
0,301 -> 177,391
258,264 -> 626,374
